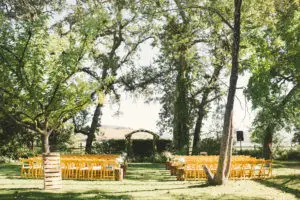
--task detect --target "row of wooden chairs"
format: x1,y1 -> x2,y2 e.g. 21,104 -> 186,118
60,159 -> 120,180
166,155 -> 272,181
20,154 -> 125,181
20,157 -> 43,178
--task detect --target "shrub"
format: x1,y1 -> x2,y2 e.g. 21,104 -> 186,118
152,153 -> 168,163
132,140 -> 153,157
274,146 -> 300,160
274,149 -> 288,160
272,145 -> 300,160
287,149 -> 300,160
161,151 -> 173,161
49,127 -> 74,152
92,139 -> 172,159
234,148 -> 264,158
198,137 -> 221,155
92,140 -> 126,154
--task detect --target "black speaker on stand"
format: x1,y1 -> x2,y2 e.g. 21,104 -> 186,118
236,131 -> 244,151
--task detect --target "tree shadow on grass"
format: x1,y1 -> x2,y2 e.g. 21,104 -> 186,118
128,163 -> 165,169
0,188 -> 269,200
103,186 -> 193,194
125,172 -> 175,182
0,188 -> 132,200
102,185 -> 268,200
255,175 -> 300,198
125,163 -> 176,182
0,164 -> 20,176
188,183 -> 210,188
272,161 -> 300,170
170,194 -> 267,200
101,182 -> 210,194
206,194 -> 267,200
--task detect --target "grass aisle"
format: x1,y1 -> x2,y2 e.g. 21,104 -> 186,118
0,161 -> 299,200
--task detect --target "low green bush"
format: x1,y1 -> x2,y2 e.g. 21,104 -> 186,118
152,153 -> 168,163
234,148 -> 263,158
275,146 -> 300,160
161,151 -> 173,161
92,140 -> 126,154
0,144 -> 38,160
198,137 -> 221,155
92,139 -> 172,159
287,148 -> 300,160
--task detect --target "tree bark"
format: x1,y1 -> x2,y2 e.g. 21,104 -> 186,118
31,139 -> 34,151
85,103 -> 102,154
225,114 -> 233,178
85,133 -> 95,154
263,125 -> 273,160
203,164 -> 215,184
192,105 -> 206,155
212,0 -> 242,185
43,133 -> 50,154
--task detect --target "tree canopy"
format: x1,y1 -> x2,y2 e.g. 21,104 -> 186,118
0,1 -> 95,152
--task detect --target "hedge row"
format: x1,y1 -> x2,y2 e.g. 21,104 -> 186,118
92,137 -> 222,157
92,139 -> 173,157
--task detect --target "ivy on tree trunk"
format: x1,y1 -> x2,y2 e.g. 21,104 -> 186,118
173,49 -> 190,155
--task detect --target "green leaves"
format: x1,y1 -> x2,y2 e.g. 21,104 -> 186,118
245,0 -> 300,143
0,5 -> 95,134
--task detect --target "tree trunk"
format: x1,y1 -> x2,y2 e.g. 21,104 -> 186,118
173,47 -> 190,155
43,133 -> 50,154
31,139 -> 34,151
225,114 -> 233,178
85,103 -> 102,154
263,125 -> 273,160
212,0 -> 242,185
192,105 -> 206,155
85,133 -> 95,154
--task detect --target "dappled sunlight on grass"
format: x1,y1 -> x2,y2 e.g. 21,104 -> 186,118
0,161 -> 299,199
0,163 -> 20,177
272,160 -> 300,178
125,163 -> 176,181
256,174 -> 300,198
0,188 -> 133,200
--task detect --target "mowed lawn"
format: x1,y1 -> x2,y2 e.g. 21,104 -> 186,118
0,161 -> 299,200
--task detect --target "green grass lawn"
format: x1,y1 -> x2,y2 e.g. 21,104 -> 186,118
0,161 -> 299,200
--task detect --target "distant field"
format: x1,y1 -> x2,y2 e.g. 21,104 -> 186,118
0,161 -> 299,200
